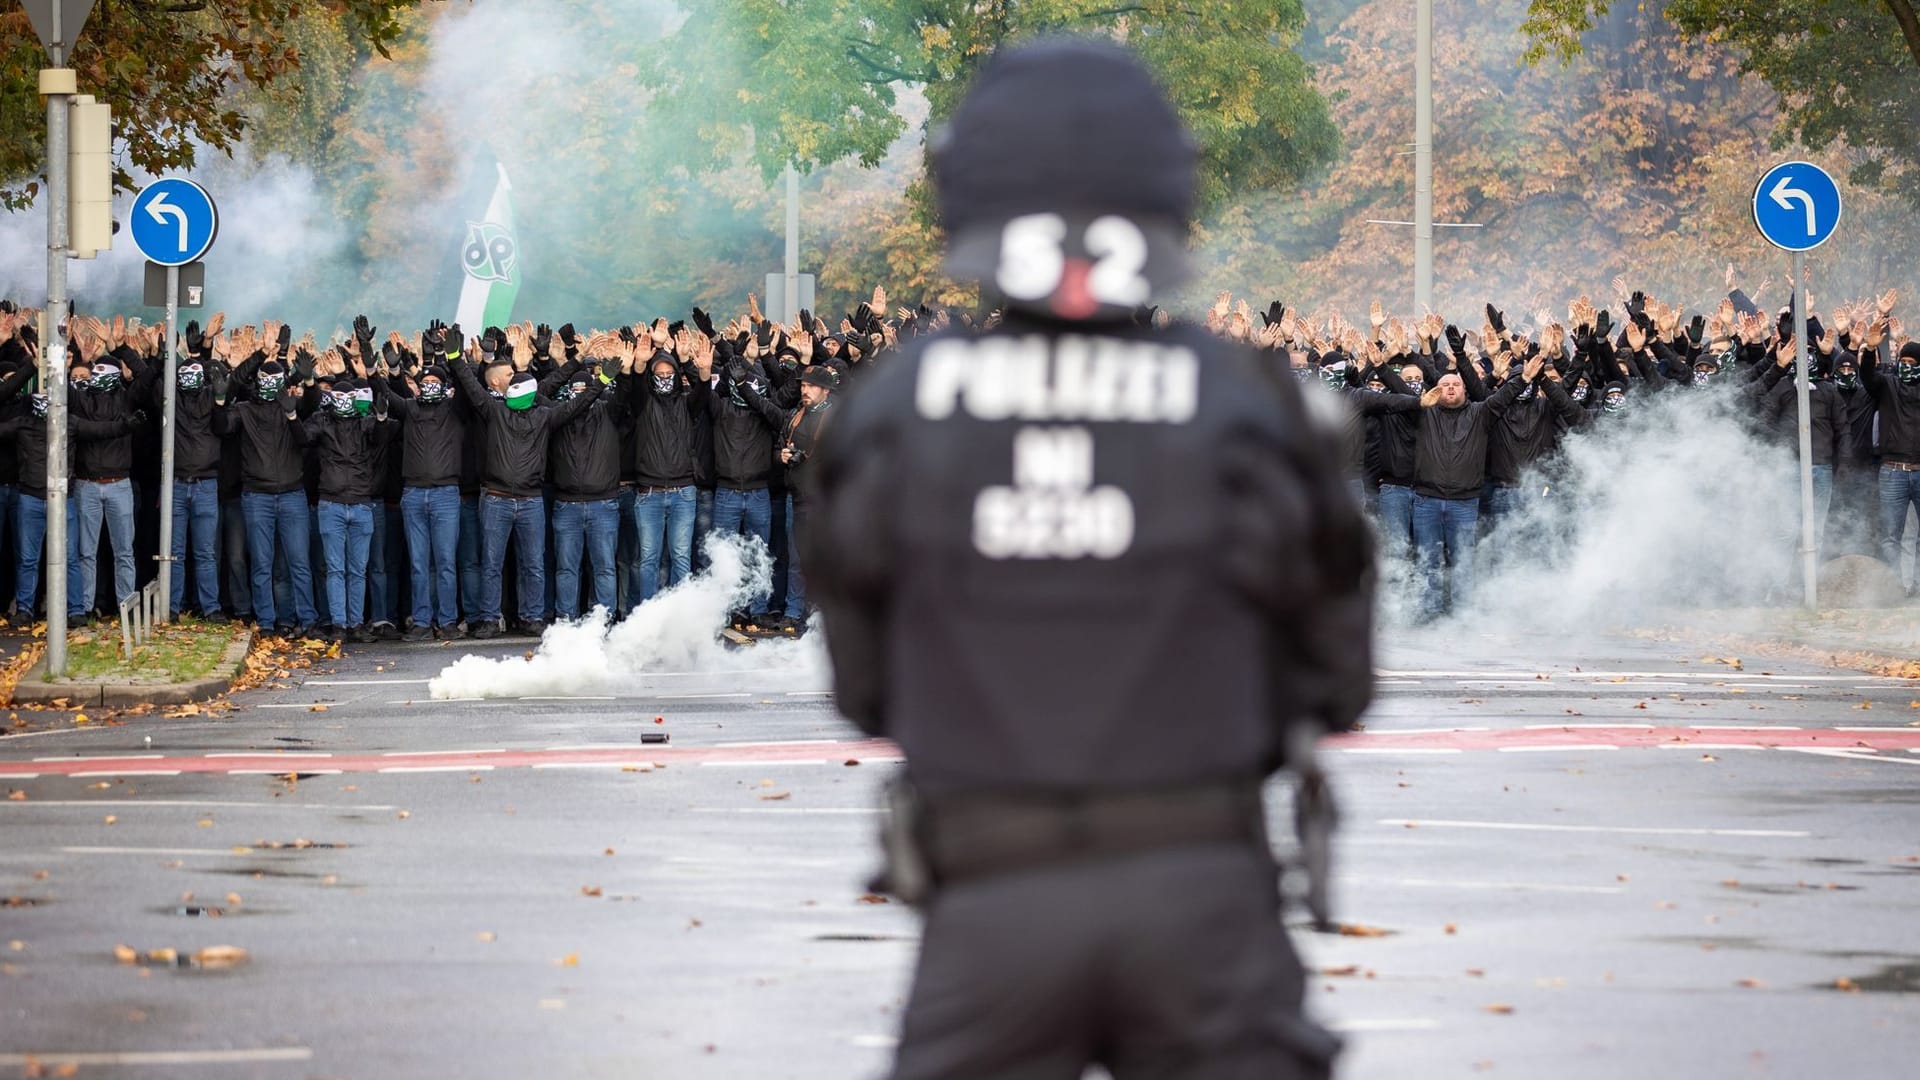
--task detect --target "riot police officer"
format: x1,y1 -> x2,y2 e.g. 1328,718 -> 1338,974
805,38 -> 1376,1080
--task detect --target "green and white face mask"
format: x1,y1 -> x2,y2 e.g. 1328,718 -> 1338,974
505,377 -> 538,412
353,386 -> 374,416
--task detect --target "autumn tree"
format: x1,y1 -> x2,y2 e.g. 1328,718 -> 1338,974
0,0 -> 420,210
1522,0 -> 1920,209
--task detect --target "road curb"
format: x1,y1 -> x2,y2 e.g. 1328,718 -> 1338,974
1634,626 -> 1920,680
7,628 -> 255,708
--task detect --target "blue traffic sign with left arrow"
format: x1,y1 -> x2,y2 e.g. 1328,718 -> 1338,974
129,178 -> 219,266
1752,161 -> 1841,252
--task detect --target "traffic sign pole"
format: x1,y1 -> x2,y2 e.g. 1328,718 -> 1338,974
44,63 -> 72,676
1793,254 -> 1816,611
156,265 -> 179,624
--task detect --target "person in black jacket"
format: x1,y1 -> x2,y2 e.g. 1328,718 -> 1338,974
1355,350 -> 1531,620
697,335 -> 787,626
376,359 -> 467,641
548,342 -> 632,619
158,321 -> 225,620
1858,311 -> 1920,592
0,391 -> 138,620
626,341 -> 706,603
451,338 -> 612,638
302,376 -> 382,640
214,357 -> 319,635
67,330 -> 155,624
739,363 -> 837,630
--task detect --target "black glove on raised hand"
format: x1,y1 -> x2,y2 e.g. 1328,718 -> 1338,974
1445,324 -> 1466,355
725,358 -> 749,385
446,324 -> 465,362
277,325 -> 294,354
353,314 -> 376,345
598,354 -> 622,382
533,324 -> 553,358
1485,304 -> 1506,335
293,349 -> 317,384
1263,301 -> 1284,328
1687,315 -> 1705,345
209,363 -> 231,401
184,320 -> 205,353
690,308 -> 716,339
1594,310 -> 1612,339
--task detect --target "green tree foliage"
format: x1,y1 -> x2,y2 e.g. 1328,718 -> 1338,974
641,0 -> 1340,216
0,0 -> 418,210
1522,0 -> 1920,208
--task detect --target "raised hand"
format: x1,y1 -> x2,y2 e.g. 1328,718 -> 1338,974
1368,299 -> 1385,330
1877,288 -> 1899,316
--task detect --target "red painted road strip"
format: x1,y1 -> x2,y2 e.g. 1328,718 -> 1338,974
4,728 -> 1918,778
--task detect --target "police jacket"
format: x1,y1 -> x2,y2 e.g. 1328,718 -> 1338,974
623,362 -> 703,489
373,375 -> 466,489
549,381 -> 626,502
705,360 -> 784,490
300,411 -> 380,504
804,320 -> 1376,799
213,395 -> 311,495
1862,343 -> 1920,463
450,359 -> 605,497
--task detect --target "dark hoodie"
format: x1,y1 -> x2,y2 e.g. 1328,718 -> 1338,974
623,351 -> 704,489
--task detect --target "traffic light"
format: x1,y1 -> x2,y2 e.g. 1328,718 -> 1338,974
68,93 -> 113,259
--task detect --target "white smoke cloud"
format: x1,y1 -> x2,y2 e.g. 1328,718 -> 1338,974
428,533 -> 824,700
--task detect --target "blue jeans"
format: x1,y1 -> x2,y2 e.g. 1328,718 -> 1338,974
633,485 -> 697,603
14,493 -> 74,616
243,490 -> 317,628
69,478 -> 135,617
402,486 -> 461,628
221,498 -> 252,619
693,488 -> 715,571
552,497 -> 620,619
367,503 -> 402,625
479,494 -> 545,624
170,478 -> 222,617
1879,466 -> 1920,584
710,486 -> 772,613
617,487 -> 641,613
785,499 -> 809,620
459,495 -> 484,622
317,501 -> 374,628
1412,493 -> 1480,620
1375,483 -> 1414,562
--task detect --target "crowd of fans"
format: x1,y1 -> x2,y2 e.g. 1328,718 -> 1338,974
0,269 -> 1913,641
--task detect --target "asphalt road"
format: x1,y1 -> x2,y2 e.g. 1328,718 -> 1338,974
3,627 -> 1918,1079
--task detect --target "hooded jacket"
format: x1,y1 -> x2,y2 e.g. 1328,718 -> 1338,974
373,374 -> 466,489
1862,341 -> 1920,462
300,410 -> 380,504
623,353 -> 704,489
705,358 -> 786,490
213,391 -> 312,495
548,370 -> 627,502
72,345 -> 156,480
451,358 -> 605,497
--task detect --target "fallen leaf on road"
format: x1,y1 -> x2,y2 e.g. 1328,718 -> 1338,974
320,875 -> 338,886
308,704 -> 328,713
197,818 -> 213,827
1736,977 -> 1765,989
6,791 -> 23,801
1338,923 -> 1392,937
1853,702 -> 1872,710
1700,754 -> 1718,762
1835,977 -> 1860,992
396,810 -> 410,819
7,941 -> 22,951
1633,701 -> 1649,710
1721,879 -> 1740,888
103,815 -> 117,825
620,764 -> 652,773
1483,1003 -> 1515,1015
580,886 -> 603,897
225,893 -> 242,906
72,713 -> 88,725
113,944 -> 137,964
195,945 -> 247,968
1653,901 -> 1677,910
477,932 -> 496,943
538,998 -> 566,1010
844,759 -> 861,767
760,792 -> 791,801
1445,923 -> 1459,935
1321,965 -> 1360,976
603,848 -> 615,856
556,953 -> 580,967
857,894 -> 891,905
147,947 -> 178,965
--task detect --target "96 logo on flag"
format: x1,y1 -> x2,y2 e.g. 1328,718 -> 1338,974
463,222 -> 518,283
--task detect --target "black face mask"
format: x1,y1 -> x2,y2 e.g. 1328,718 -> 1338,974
1404,380 -> 1425,395
1834,371 -> 1859,391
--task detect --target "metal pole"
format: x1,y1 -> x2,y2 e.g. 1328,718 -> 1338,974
44,32 -> 72,675
1792,252 -> 1816,610
1413,0 -> 1434,313
783,163 -> 800,325
156,265 -> 179,623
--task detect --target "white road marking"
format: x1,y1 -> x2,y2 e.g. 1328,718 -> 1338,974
1783,748 -> 1920,767
784,691 -> 834,697
1382,669 -> 1872,681
1495,745 -> 1619,753
656,692 -> 753,700
224,769 -> 344,776
1523,723 -> 1655,730
518,696 -> 616,702
252,703 -> 339,710
68,770 -> 182,777
714,739 -> 846,747
0,1049 -> 313,1067
1834,725 -> 1914,732
1325,1018 -> 1442,1033
543,744 -> 671,752
205,751 -> 335,758
849,1035 -> 899,1049
33,753 -> 164,762
61,846 -> 256,857
0,773 -> 38,779
530,762 -> 656,771
382,748 -> 506,757
304,678 -> 428,686
1334,748 -> 1463,755
1359,726 -> 1490,735
1378,818 -> 1810,838
693,807 -> 880,815
378,765 -> 496,774
1654,744 -> 1762,751
697,760 -> 831,767
1688,724 -> 1801,731
1350,877 -> 1624,895
5,799 -> 394,810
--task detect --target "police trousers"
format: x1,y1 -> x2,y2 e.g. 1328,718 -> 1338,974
890,843 -> 1338,1080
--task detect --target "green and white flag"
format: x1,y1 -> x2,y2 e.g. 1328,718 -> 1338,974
454,162 -> 520,330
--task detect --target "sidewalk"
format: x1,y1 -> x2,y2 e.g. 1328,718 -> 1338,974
1636,606 -> 1920,679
